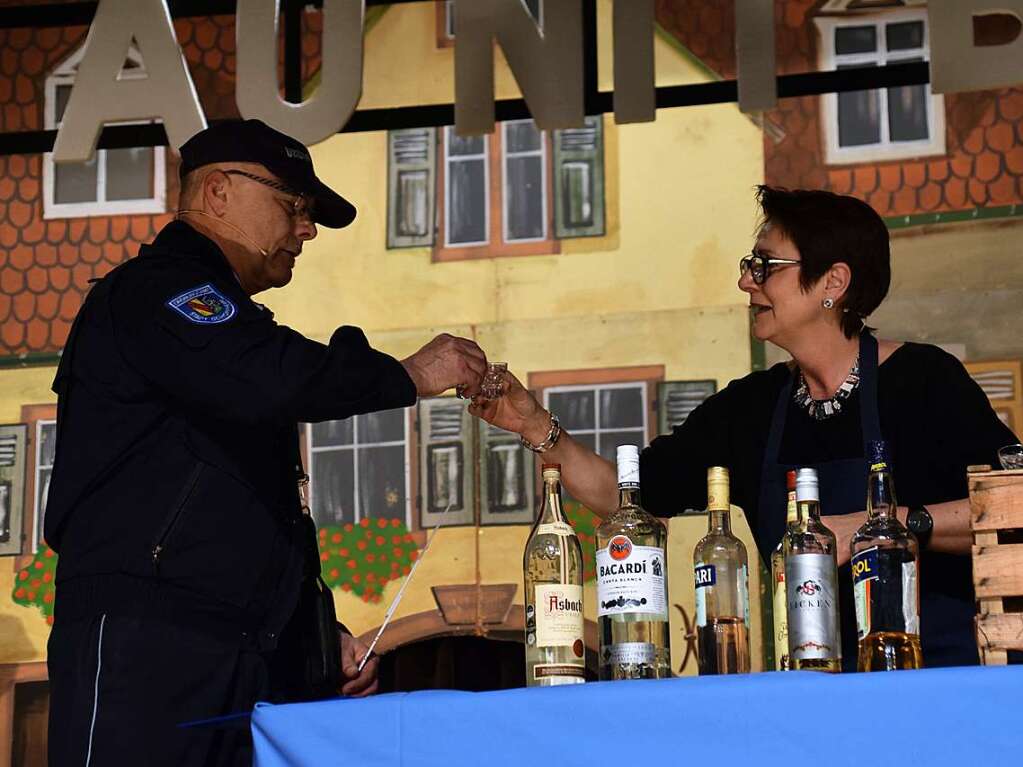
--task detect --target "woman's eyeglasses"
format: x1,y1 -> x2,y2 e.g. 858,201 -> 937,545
222,169 -> 315,223
739,253 -> 801,285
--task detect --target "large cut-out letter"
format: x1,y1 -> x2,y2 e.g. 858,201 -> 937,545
455,0 -> 583,135
735,0 -> 776,112
614,0 -> 655,124
52,0 -> 205,163
236,0 -> 365,146
929,0 -> 1023,93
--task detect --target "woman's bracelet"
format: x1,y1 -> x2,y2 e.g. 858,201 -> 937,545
520,412 -> 561,454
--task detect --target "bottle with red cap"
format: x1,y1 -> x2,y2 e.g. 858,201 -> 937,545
771,470 -> 799,670
523,463 -> 586,686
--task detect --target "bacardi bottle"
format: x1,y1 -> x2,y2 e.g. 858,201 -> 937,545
595,445 -> 670,680
851,441 -> 923,671
693,467 -> 750,674
783,468 -> 841,672
523,463 -> 586,686
771,470 -> 798,670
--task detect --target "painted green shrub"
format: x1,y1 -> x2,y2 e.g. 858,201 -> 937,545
563,500 -> 599,583
317,517 -> 419,603
12,545 -> 57,625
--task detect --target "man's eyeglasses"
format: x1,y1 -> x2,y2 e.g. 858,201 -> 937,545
222,169 -> 314,223
739,253 -> 801,285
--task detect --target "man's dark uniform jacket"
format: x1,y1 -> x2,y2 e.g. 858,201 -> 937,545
44,220 -> 416,763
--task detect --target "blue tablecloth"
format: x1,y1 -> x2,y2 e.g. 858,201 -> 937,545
251,666 -> 1023,766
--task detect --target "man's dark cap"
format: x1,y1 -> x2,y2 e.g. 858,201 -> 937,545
179,119 -> 356,229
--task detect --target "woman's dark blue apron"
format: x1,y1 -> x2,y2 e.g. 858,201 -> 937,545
756,331 -> 880,673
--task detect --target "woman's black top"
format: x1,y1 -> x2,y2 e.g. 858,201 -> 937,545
640,342 -> 1018,666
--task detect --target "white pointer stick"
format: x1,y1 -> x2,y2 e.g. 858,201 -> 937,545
356,504 -> 451,673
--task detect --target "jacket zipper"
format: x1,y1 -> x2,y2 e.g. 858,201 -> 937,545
151,463 -> 204,570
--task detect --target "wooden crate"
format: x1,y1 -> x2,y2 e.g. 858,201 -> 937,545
968,468 -> 1023,665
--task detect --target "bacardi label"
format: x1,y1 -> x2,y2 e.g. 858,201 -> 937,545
785,553 -> 840,661
534,584 -> 585,648
596,535 -> 667,618
694,562 -> 716,627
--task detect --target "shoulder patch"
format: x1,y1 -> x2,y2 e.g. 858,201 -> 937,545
166,284 -> 237,325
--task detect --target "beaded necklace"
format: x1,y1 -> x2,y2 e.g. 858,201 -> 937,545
793,354 -> 860,421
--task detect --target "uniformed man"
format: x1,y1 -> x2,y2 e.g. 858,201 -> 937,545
44,119 -> 488,766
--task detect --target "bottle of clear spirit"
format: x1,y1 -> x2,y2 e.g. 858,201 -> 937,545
771,470 -> 798,670
595,445 -> 670,680
783,468 -> 841,672
693,467 -> 750,675
523,463 -> 586,686
851,441 -> 923,672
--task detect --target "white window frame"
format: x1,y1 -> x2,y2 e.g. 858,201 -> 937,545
816,8 -> 945,166
33,420 -> 56,553
502,119 -> 548,243
305,412 -> 412,528
43,43 -> 166,219
542,382 -> 648,456
444,125 -> 491,247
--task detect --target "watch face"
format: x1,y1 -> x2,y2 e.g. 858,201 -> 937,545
909,508 -> 933,533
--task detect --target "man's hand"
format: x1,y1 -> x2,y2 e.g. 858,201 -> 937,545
401,334 -> 487,398
826,511 -> 868,567
338,631 -> 379,697
467,369 -> 549,443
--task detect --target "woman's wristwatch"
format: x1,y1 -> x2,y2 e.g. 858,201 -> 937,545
907,505 -> 933,550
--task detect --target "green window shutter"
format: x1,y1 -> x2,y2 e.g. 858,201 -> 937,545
417,397 -> 473,528
553,115 -> 605,239
387,127 -> 436,249
656,380 -> 717,435
479,420 -> 536,525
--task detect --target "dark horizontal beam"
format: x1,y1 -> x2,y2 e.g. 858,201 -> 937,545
0,61 -> 930,156
0,0 -> 419,29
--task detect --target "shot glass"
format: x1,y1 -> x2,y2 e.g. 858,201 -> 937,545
481,362 -> 508,400
997,443 -> 1023,470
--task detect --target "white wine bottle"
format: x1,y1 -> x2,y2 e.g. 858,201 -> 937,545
523,463 -> 586,686
595,446 -> 670,680
771,470 -> 798,670
693,466 -> 750,675
783,468 -> 841,672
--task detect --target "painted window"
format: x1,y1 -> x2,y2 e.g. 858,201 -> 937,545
543,382 -> 648,464
43,43 -> 166,219
817,10 -> 945,165
33,420 -> 56,553
305,408 -> 411,529
386,116 -> 605,257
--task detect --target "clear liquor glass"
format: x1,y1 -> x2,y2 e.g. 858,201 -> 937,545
595,446 -> 670,680
523,464 -> 586,686
783,468 -> 842,672
851,440 -> 923,672
693,467 -> 750,675
481,362 -> 508,400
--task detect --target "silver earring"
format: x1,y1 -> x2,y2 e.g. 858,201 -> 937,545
822,298 -> 835,309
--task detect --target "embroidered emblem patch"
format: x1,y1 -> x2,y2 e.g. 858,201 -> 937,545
166,284 -> 236,325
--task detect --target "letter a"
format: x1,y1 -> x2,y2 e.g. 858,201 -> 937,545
52,0 -> 206,163
236,0 -> 365,146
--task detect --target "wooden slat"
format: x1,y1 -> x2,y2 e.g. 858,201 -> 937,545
972,544 -> 1023,598
976,613 -> 1023,653
974,531 -> 1008,666
969,471 -> 1023,532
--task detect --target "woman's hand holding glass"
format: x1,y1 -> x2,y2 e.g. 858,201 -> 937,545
467,368 -> 551,444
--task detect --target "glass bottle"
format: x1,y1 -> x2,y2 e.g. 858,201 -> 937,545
771,470 -> 798,670
693,466 -> 751,674
783,468 -> 841,672
595,445 -> 670,680
523,463 -> 586,686
851,440 -> 923,671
